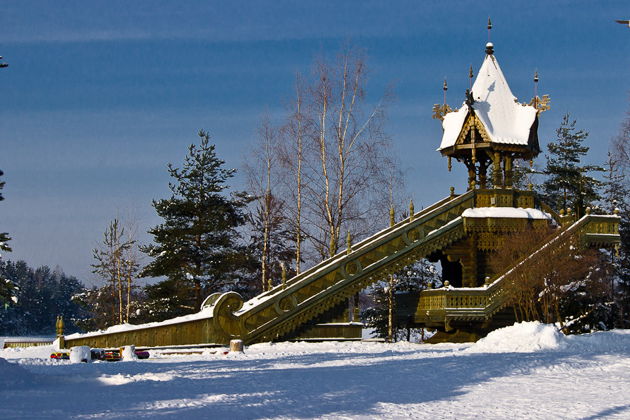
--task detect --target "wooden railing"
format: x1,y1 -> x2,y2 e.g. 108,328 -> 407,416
416,214 -> 621,328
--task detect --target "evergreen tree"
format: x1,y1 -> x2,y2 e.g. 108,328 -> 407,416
141,130 -> 250,316
542,114 -> 603,217
0,169 -> 14,306
601,153 -> 628,213
0,170 -> 10,253
132,279 -> 189,323
0,261 -> 88,335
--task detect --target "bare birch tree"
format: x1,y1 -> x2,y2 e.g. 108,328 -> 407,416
278,47 -> 397,263
279,76 -> 306,274
245,116 -> 296,292
92,218 -> 139,324
612,109 -> 630,174
121,221 -> 141,322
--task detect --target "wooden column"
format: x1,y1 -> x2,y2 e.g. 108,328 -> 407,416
493,152 -> 502,188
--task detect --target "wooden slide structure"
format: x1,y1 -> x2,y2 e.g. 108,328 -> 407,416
63,189 -> 620,348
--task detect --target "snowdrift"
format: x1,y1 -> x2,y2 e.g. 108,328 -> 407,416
467,322 -> 567,353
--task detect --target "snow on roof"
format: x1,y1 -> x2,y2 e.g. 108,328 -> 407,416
462,207 -> 552,220
439,52 -> 537,150
440,105 -> 469,150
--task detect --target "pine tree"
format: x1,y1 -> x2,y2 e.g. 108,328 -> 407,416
0,261 -> 88,335
0,170 -> 10,253
602,152 -> 628,213
141,130 -> 250,315
542,114 -> 603,217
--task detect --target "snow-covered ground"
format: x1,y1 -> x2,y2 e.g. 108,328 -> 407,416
1,323 -> 630,419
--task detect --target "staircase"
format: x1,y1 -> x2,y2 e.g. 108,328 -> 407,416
224,190 -> 476,344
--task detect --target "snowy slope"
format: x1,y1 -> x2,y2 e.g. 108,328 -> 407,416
1,323 -> 630,419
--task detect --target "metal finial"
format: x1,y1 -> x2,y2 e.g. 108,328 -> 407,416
443,78 -> 448,106
281,263 -> 287,289
409,199 -> 415,222
447,156 -> 452,172
389,205 -> 395,227
450,186 -> 455,198
56,316 -> 64,336
533,70 -> 539,108
346,231 -> 352,255
487,17 -> 492,42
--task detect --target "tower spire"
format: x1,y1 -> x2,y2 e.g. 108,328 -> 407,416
485,18 -> 494,55
487,17 -> 492,41
443,78 -> 448,105
533,69 -> 539,108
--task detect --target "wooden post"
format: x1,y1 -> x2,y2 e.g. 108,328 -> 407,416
230,339 -> 244,353
387,275 -> 394,343
505,155 -> 513,188
55,315 -> 65,349
493,152 -> 502,188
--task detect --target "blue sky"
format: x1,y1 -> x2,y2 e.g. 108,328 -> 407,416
1,1 -> 628,284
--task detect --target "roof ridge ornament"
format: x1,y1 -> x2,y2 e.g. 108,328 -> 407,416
432,78 -> 454,121
465,88 -> 475,108
528,70 -> 551,114
485,42 -> 494,55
